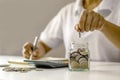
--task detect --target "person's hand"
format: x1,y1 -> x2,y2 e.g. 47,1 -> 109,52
75,10 -> 105,32
22,42 -> 46,60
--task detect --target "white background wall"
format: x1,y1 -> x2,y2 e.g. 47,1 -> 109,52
0,0 -> 74,57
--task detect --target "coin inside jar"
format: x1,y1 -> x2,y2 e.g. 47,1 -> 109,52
69,46 -> 89,70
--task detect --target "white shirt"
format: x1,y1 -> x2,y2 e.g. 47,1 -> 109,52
40,0 -> 120,62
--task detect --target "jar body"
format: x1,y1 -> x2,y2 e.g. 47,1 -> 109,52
69,42 -> 89,71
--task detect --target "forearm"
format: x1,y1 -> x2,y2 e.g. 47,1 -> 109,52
100,21 -> 120,49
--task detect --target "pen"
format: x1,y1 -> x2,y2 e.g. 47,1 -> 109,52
29,36 -> 39,60
8,61 -> 29,65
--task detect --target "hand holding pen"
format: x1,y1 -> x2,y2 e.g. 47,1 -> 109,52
22,36 -> 46,60
29,36 -> 39,60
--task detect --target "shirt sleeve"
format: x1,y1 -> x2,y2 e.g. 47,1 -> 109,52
40,8 -> 65,48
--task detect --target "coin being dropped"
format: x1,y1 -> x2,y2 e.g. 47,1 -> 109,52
79,32 -> 81,38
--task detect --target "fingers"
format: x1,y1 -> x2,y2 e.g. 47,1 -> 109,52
75,10 -> 105,32
75,11 -> 88,32
80,11 -> 88,32
90,12 -> 100,31
75,24 -> 81,32
22,42 -> 40,60
22,47 -> 41,60
98,16 -> 105,30
22,49 -> 31,59
22,42 -> 45,60
22,42 -> 32,59
32,49 -> 43,60
85,11 -> 93,31
94,14 -> 100,30
23,42 -> 33,52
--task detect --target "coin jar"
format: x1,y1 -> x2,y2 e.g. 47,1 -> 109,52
68,41 -> 89,71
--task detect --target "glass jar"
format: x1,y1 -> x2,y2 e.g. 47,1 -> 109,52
68,41 -> 90,71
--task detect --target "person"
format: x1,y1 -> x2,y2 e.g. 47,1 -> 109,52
22,0 -> 120,62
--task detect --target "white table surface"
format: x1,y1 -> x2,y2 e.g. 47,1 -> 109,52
0,56 -> 120,80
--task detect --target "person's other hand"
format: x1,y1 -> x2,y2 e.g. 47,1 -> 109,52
84,0 -> 102,10
75,10 -> 105,32
22,42 -> 45,60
